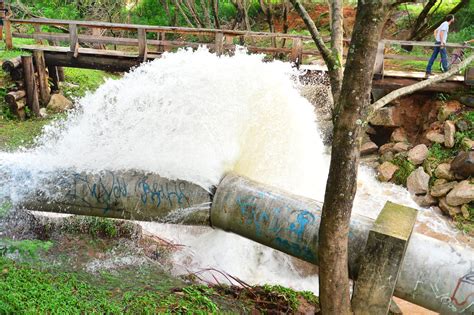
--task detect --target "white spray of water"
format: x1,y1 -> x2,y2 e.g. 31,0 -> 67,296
0,48 -> 466,294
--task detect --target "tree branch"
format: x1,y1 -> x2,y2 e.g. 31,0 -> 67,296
367,53 -> 474,120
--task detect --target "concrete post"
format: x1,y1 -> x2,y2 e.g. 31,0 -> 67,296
351,202 -> 417,314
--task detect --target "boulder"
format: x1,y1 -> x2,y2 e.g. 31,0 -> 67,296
39,107 -> 48,118
369,107 -> 398,127
461,138 -> 474,150
430,181 -> 457,197
437,100 -> 462,121
425,130 -> 444,144
433,178 -> 448,186
47,93 -> 73,113
377,162 -> 399,182
379,143 -> 395,155
451,151 -> 474,178
380,151 -> 395,163
413,194 -> 438,207
407,144 -> 428,165
406,167 -> 430,195
434,163 -> 455,181
390,128 -> 408,143
446,180 -> 474,206
459,95 -> 474,108
360,141 -> 378,156
461,204 -> 470,219
444,120 -> 456,148
393,142 -> 411,153
456,119 -> 469,132
439,197 -> 462,217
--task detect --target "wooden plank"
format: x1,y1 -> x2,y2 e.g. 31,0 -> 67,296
47,65 -> 60,92
225,35 -> 234,45
373,41 -> 385,79
290,38 -> 303,66
43,50 -> 142,72
69,23 -> 79,57
17,44 -> 138,58
385,54 -> 428,61
383,69 -> 464,81
383,39 -> 473,50
372,77 -> 467,93
21,55 -> 40,117
214,32 -> 224,56
137,28 -> 147,61
33,50 -> 51,106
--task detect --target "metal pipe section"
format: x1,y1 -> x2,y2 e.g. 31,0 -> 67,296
17,171 -> 473,313
211,173 -> 474,314
19,170 -> 212,225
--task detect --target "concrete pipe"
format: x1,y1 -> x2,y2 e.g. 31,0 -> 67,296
211,173 -> 474,314
19,170 -> 212,225
15,170 -> 474,313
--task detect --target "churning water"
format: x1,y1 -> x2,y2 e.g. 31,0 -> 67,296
0,48 -> 467,293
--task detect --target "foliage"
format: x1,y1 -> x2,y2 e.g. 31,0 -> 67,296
261,284 -> 319,312
0,118 -> 55,150
454,203 -> 474,236
0,239 -> 53,259
62,68 -> 119,99
59,216 -> 137,239
428,142 -> 458,161
0,201 -> 12,218
390,155 -> 416,186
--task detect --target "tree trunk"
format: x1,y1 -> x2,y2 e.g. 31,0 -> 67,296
318,1 -> 391,314
329,0 -> 343,105
210,0 -> 220,28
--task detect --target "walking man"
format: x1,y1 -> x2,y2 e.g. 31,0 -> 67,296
425,14 -> 455,77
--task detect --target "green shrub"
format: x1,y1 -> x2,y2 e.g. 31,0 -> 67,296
391,156 -> 416,186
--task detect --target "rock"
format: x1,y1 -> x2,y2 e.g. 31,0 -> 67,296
379,143 -> 395,155
369,107 -> 398,127
430,181 -> 457,197
360,154 -> 380,168
413,194 -> 438,207
455,119 -> 469,132
39,108 -> 48,118
446,180 -> 474,206
439,197 -> 461,217
459,95 -> 474,108
461,204 -> 470,219
437,100 -> 462,121
393,142 -> 411,153
366,125 -> 377,135
47,93 -> 73,113
406,167 -> 430,195
433,178 -> 447,186
380,151 -> 394,163
425,130 -> 444,144
434,163 -> 455,181
360,141 -> 378,156
377,162 -> 399,182
461,138 -> 474,150
451,151 -> 474,178
390,128 -> 408,143
444,120 -> 456,148
407,144 -> 428,165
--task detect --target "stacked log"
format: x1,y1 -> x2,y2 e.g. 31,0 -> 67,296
2,51 -> 53,119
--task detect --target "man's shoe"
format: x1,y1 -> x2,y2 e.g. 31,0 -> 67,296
425,72 -> 432,78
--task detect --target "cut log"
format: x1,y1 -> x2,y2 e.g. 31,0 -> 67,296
2,56 -> 22,72
22,55 -> 41,117
10,68 -> 24,81
5,90 -> 26,104
33,50 -> 51,106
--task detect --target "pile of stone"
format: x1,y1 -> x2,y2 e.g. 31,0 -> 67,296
361,97 -> 473,221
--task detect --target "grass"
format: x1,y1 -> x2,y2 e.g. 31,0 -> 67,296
454,203 -> 474,236
390,155 -> 416,186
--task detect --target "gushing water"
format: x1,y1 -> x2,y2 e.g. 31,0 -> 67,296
0,48 -> 466,293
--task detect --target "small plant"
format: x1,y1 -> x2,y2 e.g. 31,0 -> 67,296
0,201 -> 12,218
0,239 -> 53,258
390,156 -> 416,186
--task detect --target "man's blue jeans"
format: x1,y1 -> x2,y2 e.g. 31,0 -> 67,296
426,41 -> 448,73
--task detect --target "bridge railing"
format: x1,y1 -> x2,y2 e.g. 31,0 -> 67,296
3,17 -> 327,65
2,17 -> 473,74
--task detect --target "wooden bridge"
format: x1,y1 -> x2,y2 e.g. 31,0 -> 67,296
2,17 -> 474,94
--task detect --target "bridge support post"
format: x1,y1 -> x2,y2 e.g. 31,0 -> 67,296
137,28 -> 148,61
214,32 -> 224,56
69,23 -> 79,58
351,202 -> 417,315
33,50 -> 51,106
290,38 -> 303,67
21,55 -> 40,117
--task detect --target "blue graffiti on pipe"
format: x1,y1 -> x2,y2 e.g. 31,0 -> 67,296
135,176 -> 190,209
236,195 -> 317,262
